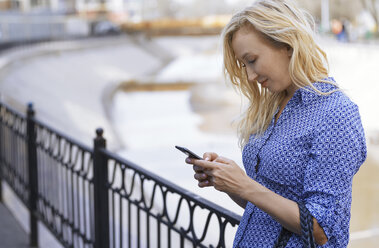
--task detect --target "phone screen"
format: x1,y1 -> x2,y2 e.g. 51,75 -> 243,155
175,146 -> 203,160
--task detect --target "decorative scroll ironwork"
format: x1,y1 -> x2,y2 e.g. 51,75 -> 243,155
0,103 -> 29,205
102,149 -> 241,248
0,101 -> 241,248
33,118 -> 95,248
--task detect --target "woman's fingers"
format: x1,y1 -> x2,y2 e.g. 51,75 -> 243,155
185,152 -> 237,190
193,165 -> 204,173
194,171 -> 214,187
186,157 -> 219,171
198,179 -> 213,187
193,159 -> 218,170
185,157 -> 193,164
194,172 -> 208,181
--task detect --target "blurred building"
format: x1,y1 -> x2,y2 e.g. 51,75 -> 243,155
1,0 -> 377,42
0,0 -> 75,13
0,0 -> 253,18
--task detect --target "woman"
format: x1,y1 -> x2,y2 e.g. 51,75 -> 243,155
185,0 -> 367,247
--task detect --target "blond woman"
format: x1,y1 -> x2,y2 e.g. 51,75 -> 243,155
185,0 -> 366,247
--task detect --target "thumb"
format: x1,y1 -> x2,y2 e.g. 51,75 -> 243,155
203,152 -> 218,161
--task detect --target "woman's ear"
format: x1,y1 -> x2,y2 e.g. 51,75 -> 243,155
287,46 -> 293,57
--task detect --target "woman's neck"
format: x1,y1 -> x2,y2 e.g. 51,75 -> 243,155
285,83 -> 299,98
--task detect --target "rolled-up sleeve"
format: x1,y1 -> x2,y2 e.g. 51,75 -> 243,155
301,103 -> 367,245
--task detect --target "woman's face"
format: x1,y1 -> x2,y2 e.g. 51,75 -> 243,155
232,25 -> 295,94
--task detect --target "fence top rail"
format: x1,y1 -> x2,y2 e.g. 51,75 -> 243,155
100,147 -> 242,224
32,117 -> 93,153
0,102 -> 26,120
1,101 -> 241,224
0,102 -> 93,153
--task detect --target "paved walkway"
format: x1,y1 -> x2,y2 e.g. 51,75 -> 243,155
0,202 -> 29,248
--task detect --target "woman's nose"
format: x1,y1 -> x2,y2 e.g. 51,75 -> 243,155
246,68 -> 258,82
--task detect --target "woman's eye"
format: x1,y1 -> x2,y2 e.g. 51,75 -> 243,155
248,59 -> 256,64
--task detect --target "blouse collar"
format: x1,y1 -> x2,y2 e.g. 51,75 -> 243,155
293,77 -> 338,105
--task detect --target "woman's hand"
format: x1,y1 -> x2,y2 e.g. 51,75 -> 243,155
186,152 -> 248,208
186,153 -> 250,197
186,153 -> 328,244
185,152 -> 218,188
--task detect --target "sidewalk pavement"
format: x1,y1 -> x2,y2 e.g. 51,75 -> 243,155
0,202 -> 29,248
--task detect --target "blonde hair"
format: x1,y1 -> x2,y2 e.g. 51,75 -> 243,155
222,0 -> 331,148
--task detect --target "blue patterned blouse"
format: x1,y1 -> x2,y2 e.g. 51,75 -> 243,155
233,79 -> 367,247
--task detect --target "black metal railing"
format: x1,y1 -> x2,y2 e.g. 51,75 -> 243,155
0,102 -> 241,248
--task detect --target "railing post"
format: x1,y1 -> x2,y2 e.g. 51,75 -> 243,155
93,128 -> 109,248
27,103 -> 39,248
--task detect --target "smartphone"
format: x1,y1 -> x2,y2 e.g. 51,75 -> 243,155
175,145 -> 203,160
